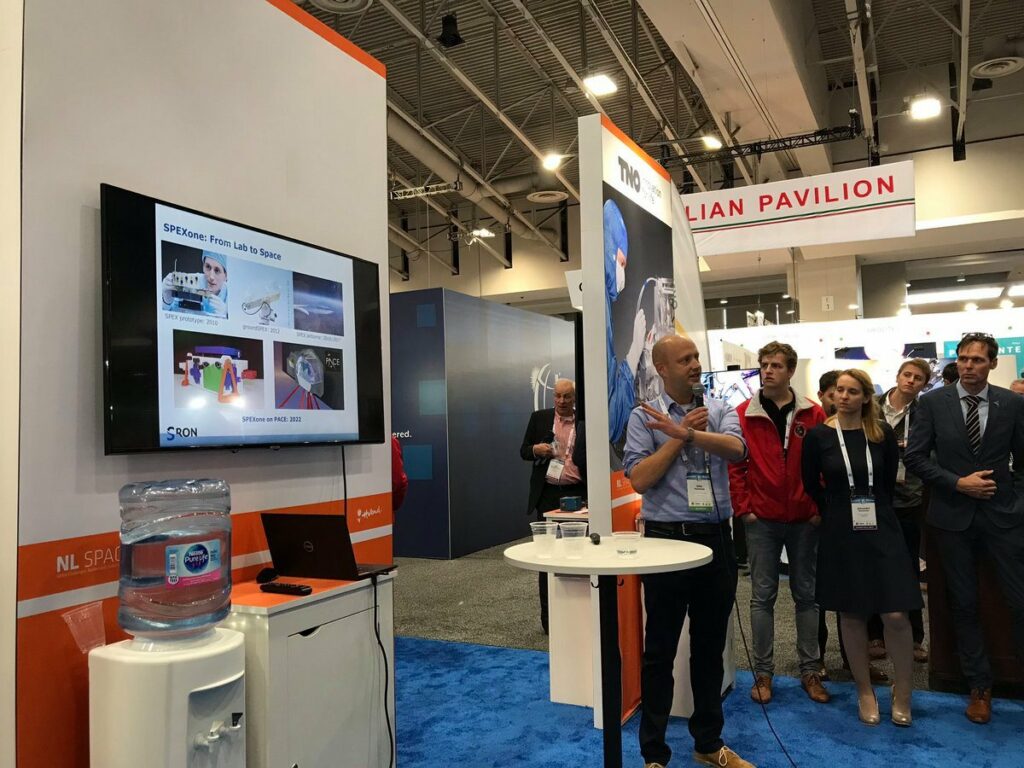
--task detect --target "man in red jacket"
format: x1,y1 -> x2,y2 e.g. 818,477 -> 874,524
729,342 -> 828,706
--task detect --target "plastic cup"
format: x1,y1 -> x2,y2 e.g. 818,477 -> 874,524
612,531 -> 641,559
530,521 -> 558,558
559,521 -> 589,560
62,601 -> 107,654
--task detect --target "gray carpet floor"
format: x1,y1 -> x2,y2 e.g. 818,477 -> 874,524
394,537 -> 932,690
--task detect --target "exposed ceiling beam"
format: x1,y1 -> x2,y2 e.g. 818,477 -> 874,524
389,168 -> 510,267
845,0 -> 879,161
375,0 -> 579,200
955,0 -> 971,142
388,222 -> 458,275
474,0 -> 579,119
576,0 -> 717,190
387,99 -> 561,252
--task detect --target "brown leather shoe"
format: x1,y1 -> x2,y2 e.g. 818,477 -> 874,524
868,664 -> 889,684
750,674 -> 772,704
801,672 -> 831,703
966,688 -> 992,724
913,642 -> 928,663
693,746 -> 756,767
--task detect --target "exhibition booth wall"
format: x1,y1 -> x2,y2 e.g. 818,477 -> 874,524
391,288 -> 575,558
8,2 -> 391,766
709,308 -> 1024,396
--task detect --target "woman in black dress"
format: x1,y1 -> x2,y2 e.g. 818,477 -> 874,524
802,369 -> 922,727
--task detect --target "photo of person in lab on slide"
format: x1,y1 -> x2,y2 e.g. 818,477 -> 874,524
604,190 -> 676,464
161,243 -> 229,319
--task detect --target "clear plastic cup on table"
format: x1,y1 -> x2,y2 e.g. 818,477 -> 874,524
530,521 -> 558,558
559,521 -> 589,560
611,531 -> 641,559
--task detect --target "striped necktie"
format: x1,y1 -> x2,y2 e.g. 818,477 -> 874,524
964,395 -> 982,454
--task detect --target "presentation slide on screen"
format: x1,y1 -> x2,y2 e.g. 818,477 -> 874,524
154,204 -> 358,446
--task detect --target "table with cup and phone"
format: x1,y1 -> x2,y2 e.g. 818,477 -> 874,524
505,520 -> 712,768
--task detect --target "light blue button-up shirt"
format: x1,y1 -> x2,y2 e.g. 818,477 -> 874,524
622,392 -> 745,522
956,381 -> 990,438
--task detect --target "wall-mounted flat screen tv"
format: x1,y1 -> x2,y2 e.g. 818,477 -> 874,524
101,184 -> 384,453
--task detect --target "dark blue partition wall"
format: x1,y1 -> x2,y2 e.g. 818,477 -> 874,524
391,288 -> 575,559
444,291 -> 575,557
391,289 -> 451,558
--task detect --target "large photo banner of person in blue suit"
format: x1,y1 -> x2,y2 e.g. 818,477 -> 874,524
604,183 -> 675,470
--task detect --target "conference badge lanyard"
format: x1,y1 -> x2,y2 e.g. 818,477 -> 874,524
657,397 -> 714,514
545,423 -> 576,482
836,424 -> 877,531
895,408 -> 910,484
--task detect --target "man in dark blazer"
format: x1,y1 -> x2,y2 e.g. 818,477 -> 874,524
520,378 -> 587,633
905,332 -> 1024,724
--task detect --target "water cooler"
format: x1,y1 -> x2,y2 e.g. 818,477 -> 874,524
89,478 -> 245,768
89,628 -> 245,767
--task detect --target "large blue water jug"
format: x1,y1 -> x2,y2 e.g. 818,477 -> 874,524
117,479 -> 232,638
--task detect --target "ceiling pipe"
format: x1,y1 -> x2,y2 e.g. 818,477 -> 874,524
387,222 -> 458,275
387,106 -> 563,257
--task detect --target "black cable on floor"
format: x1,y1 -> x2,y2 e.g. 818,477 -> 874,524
706,449 -> 799,768
372,574 -> 396,768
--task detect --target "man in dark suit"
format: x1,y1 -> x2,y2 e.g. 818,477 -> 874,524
905,332 -> 1024,724
520,378 -> 587,633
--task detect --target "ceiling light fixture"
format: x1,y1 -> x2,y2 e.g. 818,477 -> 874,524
909,94 -> 941,120
905,282 -> 911,288
719,299 -> 728,305
964,302 -> 979,311
470,227 -> 495,239
542,153 -> 564,171
701,135 -> 723,150
956,274 -> 966,283
785,309 -> 795,315
1000,298 -> 1015,310
848,303 -> 859,310
437,13 -> 465,48
897,307 -> 912,317
782,293 -> 791,299
583,73 -> 617,97
906,286 -> 1004,305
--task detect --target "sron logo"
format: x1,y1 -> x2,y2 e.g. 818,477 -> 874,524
165,426 -> 199,442
183,544 -> 210,573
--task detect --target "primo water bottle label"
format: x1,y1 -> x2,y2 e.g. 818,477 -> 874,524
164,539 -> 222,588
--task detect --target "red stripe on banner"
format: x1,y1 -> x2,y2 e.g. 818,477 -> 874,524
694,200 -> 915,235
600,114 -> 672,182
264,0 -> 386,78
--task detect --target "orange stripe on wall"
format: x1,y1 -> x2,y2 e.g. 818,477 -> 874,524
611,470 -> 638,500
600,114 -> 671,182
17,494 -> 392,601
16,535 -> 393,768
264,0 -> 386,78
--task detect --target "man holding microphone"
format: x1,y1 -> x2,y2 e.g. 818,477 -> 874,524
624,335 -> 753,768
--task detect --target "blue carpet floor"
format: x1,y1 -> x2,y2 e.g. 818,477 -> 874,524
394,636 -> 1024,767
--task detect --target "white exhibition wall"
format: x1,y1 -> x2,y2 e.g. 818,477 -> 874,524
709,308 -> 1024,398
1,0 -> 23,760
13,2 -> 390,765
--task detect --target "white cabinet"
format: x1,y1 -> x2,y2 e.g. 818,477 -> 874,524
224,575 -> 395,768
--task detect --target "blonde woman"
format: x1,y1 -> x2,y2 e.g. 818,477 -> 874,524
801,369 -> 922,727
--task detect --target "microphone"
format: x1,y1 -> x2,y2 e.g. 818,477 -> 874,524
691,382 -> 706,408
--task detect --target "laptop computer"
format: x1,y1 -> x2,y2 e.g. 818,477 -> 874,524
260,513 -> 394,581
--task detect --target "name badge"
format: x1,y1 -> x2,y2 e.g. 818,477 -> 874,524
687,472 -> 714,514
896,460 -> 907,484
851,495 -> 878,531
546,459 -> 565,482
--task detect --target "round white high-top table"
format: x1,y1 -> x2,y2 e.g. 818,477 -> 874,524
504,537 -> 712,768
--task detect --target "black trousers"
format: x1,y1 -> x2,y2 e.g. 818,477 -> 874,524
933,511 -> 1024,689
533,481 -> 586,632
868,506 -> 926,644
639,525 -> 737,763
